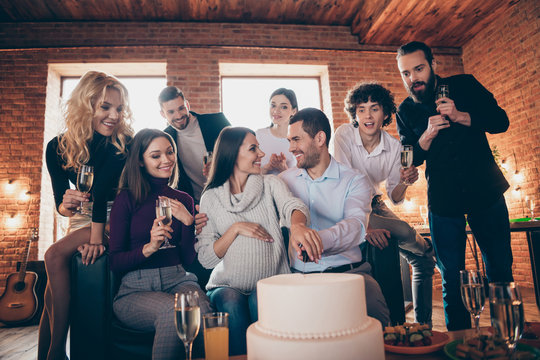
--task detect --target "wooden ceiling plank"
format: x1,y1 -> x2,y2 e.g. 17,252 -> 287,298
359,0 -> 418,45
0,0 -> 57,21
0,0 -> 521,48
350,0 -> 390,36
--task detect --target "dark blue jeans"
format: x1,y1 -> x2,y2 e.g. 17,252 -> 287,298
207,287 -> 258,356
429,196 -> 513,331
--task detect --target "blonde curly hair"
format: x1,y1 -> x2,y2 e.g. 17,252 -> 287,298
58,71 -> 134,170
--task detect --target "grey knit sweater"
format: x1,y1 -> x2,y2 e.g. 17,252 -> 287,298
195,174 -> 309,293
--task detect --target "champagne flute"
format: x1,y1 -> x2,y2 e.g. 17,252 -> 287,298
436,85 -> 450,123
419,205 -> 428,227
175,291 -> 201,360
460,269 -> 485,337
401,145 -> 413,185
155,197 -> 176,249
436,84 -> 449,102
76,165 -> 94,215
525,196 -> 536,221
489,282 -> 524,357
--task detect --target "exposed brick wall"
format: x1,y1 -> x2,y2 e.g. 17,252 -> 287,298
0,51 -> 47,291
0,22 -> 399,51
0,1 -> 537,295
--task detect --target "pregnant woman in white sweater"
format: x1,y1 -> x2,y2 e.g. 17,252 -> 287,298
195,126 -> 321,355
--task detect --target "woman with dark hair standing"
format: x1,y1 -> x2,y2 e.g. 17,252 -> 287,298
195,126 -> 321,355
256,88 -> 298,174
41,71 -> 133,360
109,129 -> 211,360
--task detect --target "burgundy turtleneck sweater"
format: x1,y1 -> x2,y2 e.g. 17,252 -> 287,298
109,176 -> 195,274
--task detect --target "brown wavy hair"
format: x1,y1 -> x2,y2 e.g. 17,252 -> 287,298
57,71 -> 134,170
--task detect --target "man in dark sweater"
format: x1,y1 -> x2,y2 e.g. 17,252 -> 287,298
160,86 -> 230,289
160,86 -> 230,204
395,41 -> 513,331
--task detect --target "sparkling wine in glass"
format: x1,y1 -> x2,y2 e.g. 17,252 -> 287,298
436,84 -> 449,102
489,282 -> 524,356
460,269 -> 485,337
76,165 -> 94,215
175,291 -> 201,360
525,196 -> 536,221
420,205 -> 428,227
436,85 -> 450,123
155,197 -> 176,249
401,145 -> 413,185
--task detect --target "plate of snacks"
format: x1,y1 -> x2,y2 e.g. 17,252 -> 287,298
383,322 -> 449,354
444,334 -> 540,360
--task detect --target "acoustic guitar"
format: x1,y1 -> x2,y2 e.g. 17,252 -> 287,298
0,228 -> 39,324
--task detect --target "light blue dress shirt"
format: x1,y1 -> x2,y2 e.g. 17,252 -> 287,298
279,157 -> 372,272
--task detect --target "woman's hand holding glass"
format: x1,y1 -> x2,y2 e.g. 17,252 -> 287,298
146,216 -> 173,255
61,188 -> 90,215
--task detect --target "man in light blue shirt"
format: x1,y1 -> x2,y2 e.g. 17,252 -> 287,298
280,107 -> 390,326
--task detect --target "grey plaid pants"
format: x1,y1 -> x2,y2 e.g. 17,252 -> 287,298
113,265 -> 212,360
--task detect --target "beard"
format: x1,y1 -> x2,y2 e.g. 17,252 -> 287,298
407,68 -> 436,104
173,115 -> 190,130
296,142 -> 320,170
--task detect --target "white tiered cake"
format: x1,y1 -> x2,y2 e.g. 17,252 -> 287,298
246,273 -> 384,360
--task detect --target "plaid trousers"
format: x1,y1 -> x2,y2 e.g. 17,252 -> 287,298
114,265 -> 212,360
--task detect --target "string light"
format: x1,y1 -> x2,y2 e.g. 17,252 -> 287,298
513,170 -> 524,184
4,180 -> 16,193
403,198 -> 415,212
5,214 -> 21,228
19,190 -> 31,201
500,159 -> 509,172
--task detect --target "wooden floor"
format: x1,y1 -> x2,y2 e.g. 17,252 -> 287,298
1,287 -> 539,360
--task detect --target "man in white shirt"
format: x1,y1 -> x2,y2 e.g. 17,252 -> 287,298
280,107 -> 390,326
333,82 -> 435,325
160,86 -> 230,203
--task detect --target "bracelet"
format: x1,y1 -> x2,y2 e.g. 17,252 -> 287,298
59,203 -> 75,217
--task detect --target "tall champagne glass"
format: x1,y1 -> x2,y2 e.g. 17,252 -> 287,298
436,84 -> 449,101
175,291 -> 201,360
460,269 -> 485,337
155,197 -> 176,249
420,205 -> 428,227
76,165 -> 94,215
489,282 -> 524,356
401,145 -> 413,185
436,85 -> 450,123
525,196 -> 536,220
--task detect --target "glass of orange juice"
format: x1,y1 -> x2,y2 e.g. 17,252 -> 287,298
203,312 -> 229,360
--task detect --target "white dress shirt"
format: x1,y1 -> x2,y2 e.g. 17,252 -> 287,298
279,157 -> 372,272
333,124 -> 403,205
